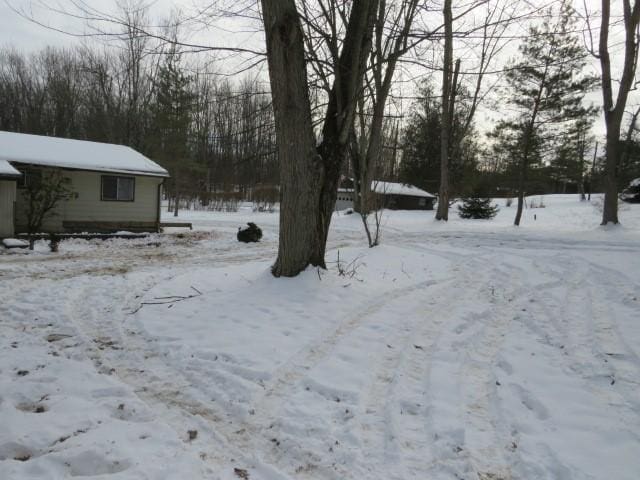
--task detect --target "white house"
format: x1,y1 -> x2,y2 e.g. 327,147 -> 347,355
0,131 -> 169,238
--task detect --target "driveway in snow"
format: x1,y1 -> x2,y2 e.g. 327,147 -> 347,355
1,197 -> 639,480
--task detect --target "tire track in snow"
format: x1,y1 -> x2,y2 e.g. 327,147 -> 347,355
580,261 -> 640,418
351,280 -> 455,479
60,266 -> 293,477
226,277 -> 454,479
377,240 -> 543,479
38,230 -> 368,480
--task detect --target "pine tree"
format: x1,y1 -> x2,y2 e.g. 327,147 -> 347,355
552,117 -> 594,199
151,47 -> 194,216
493,1 -> 597,225
457,196 -> 499,219
399,80 -> 477,195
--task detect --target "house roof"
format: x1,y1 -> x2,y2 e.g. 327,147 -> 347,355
339,180 -> 435,198
0,131 -> 169,177
0,159 -> 21,177
372,181 -> 435,198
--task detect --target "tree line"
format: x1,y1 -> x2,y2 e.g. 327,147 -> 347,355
0,43 -> 278,213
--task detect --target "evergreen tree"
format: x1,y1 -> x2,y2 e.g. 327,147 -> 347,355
552,117 -> 594,199
457,196 -> 499,219
493,1 -> 597,225
399,81 -> 478,195
151,47 -> 195,216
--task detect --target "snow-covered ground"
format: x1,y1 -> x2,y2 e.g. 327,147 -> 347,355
1,195 -> 639,480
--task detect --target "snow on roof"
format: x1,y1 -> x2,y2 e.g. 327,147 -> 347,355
0,159 -> 21,177
630,178 -> 640,187
372,181 -> 435,198
0,131 -> 169,177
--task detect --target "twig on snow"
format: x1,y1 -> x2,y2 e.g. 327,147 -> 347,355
128,286 -> 202,314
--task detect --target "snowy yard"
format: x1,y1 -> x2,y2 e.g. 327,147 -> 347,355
1,195 -> 639,480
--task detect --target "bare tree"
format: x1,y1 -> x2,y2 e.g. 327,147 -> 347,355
435,0 -> 516,220
591,0 -> 640,224
262,0 -> 379,277
436,0 -> 455,221
350,0 -> 421,219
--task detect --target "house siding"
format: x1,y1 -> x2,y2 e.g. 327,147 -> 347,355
0,180 -> 16,237
381,194 -> 435,210
15,170 -> 163,233
335,190 -> 354,211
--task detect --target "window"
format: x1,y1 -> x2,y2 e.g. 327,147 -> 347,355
419,198 -> 426,206
101,175 -> 135,201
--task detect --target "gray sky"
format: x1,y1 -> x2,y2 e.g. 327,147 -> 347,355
0,0 -> 264,50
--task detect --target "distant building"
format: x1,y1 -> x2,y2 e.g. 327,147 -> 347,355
0,131 -> 169,238
620,178 -> 640,203
336,179 -> 436,211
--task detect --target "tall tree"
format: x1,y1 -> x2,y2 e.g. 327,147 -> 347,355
261,0 -> 379,277
151,47 -> 194,217
435,0 -> 455,221
552,117 -> 594,198
495,1 -> 596,225
399,80 -> 478,194
593,0 -> 640,224
349,0 -> 420,219
435,0 -> 516,219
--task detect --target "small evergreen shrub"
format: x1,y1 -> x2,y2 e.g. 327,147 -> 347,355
458,197 -> 499,219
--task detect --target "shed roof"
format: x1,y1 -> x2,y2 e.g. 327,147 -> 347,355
373,181 -> 435,198
0,131 -> 169,177
338,181 -> 436,198
0,159 -> 21,177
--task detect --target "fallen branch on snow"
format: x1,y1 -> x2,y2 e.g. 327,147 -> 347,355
128,286 -> 202,314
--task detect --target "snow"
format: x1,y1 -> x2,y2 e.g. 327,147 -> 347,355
339,181 -> 435,198
2,239 -> 28,248
1,195 -> 639,479
629,177 -> 640,187
0,159 -> 21,177
372,181 -> 435,198
0,131 -> 168,177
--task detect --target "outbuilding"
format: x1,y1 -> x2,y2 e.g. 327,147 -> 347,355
621,178 -> 640,203
0,131 -> 169,237
336,180 -> 436,211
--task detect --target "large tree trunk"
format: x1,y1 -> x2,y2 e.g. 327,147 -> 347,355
314,0 -> 378,264
436,0 -> 453,221
262,0 -> 378,276
261,0 -> 323,277
598,0 -> 640,224
602,131 -> 620,223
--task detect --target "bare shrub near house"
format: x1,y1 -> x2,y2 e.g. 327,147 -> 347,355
24,169 -> 74,249
360,181 -> 386,248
